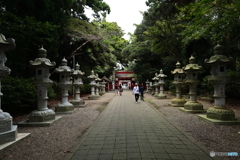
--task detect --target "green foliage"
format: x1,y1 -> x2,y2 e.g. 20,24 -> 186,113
80,84 -> 91,94
226,70 -> 240,98
1,76 -> 37,112
0,0 -> 113,79
66,18 -> 128,78
48,86 -> 57,100
199,75 -> 214,96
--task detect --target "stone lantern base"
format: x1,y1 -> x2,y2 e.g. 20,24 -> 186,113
0,125 -> 17,145
171,98 -> 186,107
0,115 -> 17,145
179,101 -> 206,113
28,109 -> 56,122
55,103 -> 74,113
88,95 -> 100,100
206,107 -> 235,120
70,99 -> 86,108
157,93 -> 166,99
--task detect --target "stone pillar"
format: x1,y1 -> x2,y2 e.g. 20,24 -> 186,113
152,73 -> 159,97
70,63 -> 85,108
157,69 -> 167,99
112,81 -> 115,90
88,70 -> 99,100
102,81 -> 106,94
148,82 -> 153,94
180,55 -> 205,113
146,79 -> 149,93
95,74 -> 101,96
199,44 -> 240,124
29,47 -> 56,121
54,58 -> 74,113
0,34 -> 17,144
154,81 -> 159,97
151,82 -> 155,96
171,62 -> 186,107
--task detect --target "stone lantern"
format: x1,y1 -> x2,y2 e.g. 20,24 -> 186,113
0,34 -> 18,144
152,73 -> 159,97
101,79 -> 107,94
146,79 -> 150,93
95,74 -> 101,98
54,58 -> 74,113
70,63 -> 85,108
171,62 -> 186,107
157,69 -> 167,99
88,70 -> 98,99
181,55 -> 205,113
199,44 -> 240,124
28,47 -> 57,122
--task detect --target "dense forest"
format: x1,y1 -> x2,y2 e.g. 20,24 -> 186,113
123,0 -> 240,98
1,0 -> 240,111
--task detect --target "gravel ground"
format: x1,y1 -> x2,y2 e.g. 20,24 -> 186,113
1,91 -> 240,160
144,93 -> 240,160
0,92 -> 115,160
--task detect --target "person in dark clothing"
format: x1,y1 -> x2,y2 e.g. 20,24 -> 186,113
139,84 -> 145,101
119,84 -> 123,96
115,84 -> 119,95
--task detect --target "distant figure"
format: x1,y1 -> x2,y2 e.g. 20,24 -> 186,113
119,84 -> 123,96
115,84 -> 119,95
139,84 -> 145,101
132,83 -> 140,103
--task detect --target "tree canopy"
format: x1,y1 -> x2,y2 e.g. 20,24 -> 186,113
122,0 -> 240,97
0,0 -> 127,80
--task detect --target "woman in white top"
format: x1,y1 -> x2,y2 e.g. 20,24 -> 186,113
132,83 -> 140,103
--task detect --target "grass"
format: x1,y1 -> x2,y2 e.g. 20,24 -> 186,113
96,105 -> 107,113
145,98 -> 160,109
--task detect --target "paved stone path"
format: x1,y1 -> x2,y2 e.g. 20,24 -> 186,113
65,90 -> 218,160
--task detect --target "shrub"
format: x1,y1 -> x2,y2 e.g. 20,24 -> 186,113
80,84 -> 91,94
48,86 -> 57,100
226,70 -> 240,98
199,75 -> 214,97
1,76 -> 37,113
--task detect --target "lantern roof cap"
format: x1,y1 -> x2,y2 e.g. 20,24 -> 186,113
157,69 -> 167,78
54,57 -> 73,73
205,44 -> 232,65
171,61 -> 185,74
88,70 -> 97,79
183,55 -> 202,71
29,47 -> 56,68
0,34 -> 16,51
72,63 -> 84,76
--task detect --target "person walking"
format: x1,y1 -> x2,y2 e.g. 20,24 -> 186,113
132,83 -> 140,103
115,84 -> 119,95
119,84 -> 123,96
139,83 -> 145,101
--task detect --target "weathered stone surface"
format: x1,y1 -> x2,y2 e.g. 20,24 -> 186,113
55,104 -> 74,112
29,109 -> 55,122
70,99 -> 86,108
0,125 -> 17,145
184,101 -> 203,110
171,98 -> 186,107
207,107 -> 235,120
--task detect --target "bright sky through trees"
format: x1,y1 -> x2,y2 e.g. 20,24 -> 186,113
85,0 -> 148,40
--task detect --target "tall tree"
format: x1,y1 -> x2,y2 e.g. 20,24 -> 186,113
0,0 -> 110,77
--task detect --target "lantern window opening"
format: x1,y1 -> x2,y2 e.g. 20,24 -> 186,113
61,75 -> 64,79
37,70 -> 42,75
220,66 -> 225,72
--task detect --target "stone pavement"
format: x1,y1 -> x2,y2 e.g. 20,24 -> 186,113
65,90 -> 219,160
